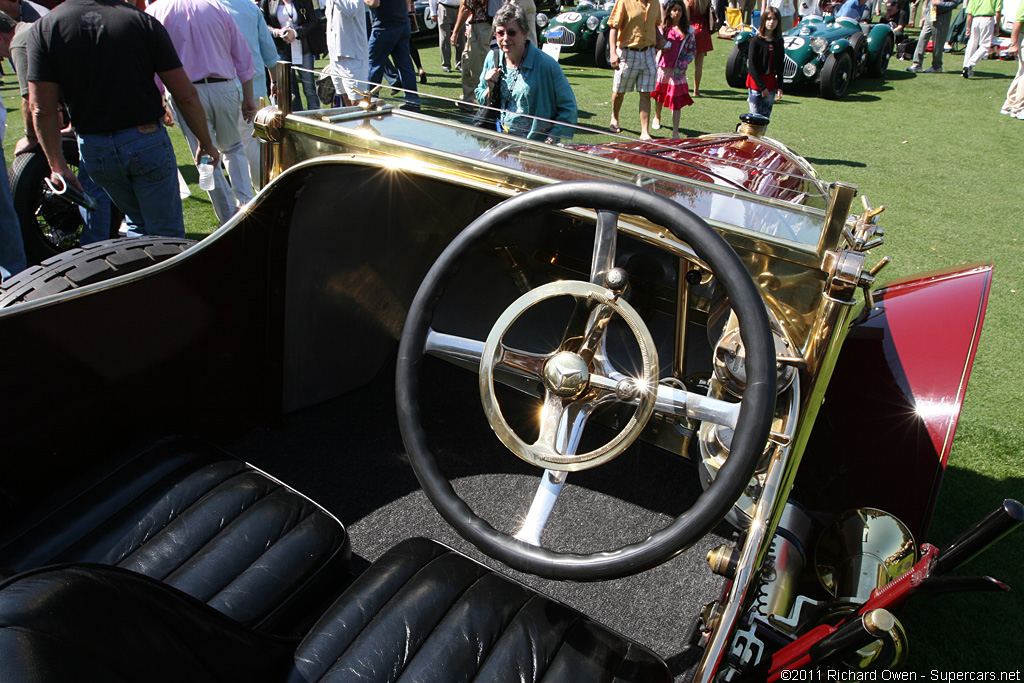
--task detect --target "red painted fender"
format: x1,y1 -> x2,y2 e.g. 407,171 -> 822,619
796,263 -> 993,541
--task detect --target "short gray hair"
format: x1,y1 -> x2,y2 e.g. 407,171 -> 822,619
492,2 -> 528,35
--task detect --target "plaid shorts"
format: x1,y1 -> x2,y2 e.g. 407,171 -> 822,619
612,46 -> 657,94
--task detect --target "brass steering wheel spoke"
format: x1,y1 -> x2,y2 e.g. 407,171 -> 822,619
480,280 -> 658,471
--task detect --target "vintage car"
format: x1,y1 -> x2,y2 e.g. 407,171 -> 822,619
413,0 -> 438,36
727,15 -> 895,99
537,0 -> 615,68
0,69 -> 1019,683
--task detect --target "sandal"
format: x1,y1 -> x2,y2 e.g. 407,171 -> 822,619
609,123 -> 621,133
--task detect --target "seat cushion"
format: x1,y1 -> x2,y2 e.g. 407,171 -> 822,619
0,436 -> 349,632
0,564 -> 297,683
291,537 -> 672,683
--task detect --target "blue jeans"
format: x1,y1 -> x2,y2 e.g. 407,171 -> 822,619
748,89 -> 776,119
280,48 -> 317,110
76,123 -> 185,239
368,22 -> 421,107
77,161 -> 114,246
0,148 -> 28,281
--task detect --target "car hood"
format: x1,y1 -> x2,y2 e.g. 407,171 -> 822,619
565,135 -> 828,206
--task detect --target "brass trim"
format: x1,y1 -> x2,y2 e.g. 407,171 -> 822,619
738,120 -> 768,137
478,280 -> 659,471
819,181 -> 857,255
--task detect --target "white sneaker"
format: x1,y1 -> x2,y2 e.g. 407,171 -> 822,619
651,119 -> 661,131
1016,111 -> 1024,120
1001,106 -> 1012,115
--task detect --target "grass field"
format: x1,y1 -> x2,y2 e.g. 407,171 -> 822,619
3,26 -> 1022,675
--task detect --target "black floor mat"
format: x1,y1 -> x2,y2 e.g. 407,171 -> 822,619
233,356 -> 728,681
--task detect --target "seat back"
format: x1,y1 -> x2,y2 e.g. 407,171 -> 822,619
290,538 -> 672,683
0,436 -> 349,633
0,564 -> 296,683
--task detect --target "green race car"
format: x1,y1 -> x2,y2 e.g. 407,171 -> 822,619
537,0 -> 615,68
726,15 -> 895,99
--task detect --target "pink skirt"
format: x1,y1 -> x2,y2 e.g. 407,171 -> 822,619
653,71 -> 694,110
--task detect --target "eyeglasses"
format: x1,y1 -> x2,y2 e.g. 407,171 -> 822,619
495,28 -> 520,37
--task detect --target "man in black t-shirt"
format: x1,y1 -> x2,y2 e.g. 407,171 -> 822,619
27,0 -> 219,238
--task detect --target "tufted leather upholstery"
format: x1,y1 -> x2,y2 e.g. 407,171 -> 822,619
0,564 -> 298,683
290,537 -> 672,683
0,538 -> 671,683
0,436 -> 349,632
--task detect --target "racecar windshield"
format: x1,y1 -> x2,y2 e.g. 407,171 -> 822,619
278,80 -> 831,252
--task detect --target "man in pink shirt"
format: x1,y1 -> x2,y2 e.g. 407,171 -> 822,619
148,0 -> 258,223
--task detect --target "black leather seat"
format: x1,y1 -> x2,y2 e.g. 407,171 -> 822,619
0,537 -> 671,683
0,436 -> 348,632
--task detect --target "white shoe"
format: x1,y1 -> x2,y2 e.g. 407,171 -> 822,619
651,119 -> 661,131
1001,106 -> 1012,115
1016,111 -> 1024,120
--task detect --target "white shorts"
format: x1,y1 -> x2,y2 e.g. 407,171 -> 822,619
330,56 -> 369,101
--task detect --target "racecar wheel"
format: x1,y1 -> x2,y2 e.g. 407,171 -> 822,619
396,180 -> 777,581
849,32 -> 868,76
726,44 -> 749,89
8,139 -> 122,266
0,236 -> 194,308
595,30 -> 611,69
820,51 -> 853,98
867,34 -> 894,77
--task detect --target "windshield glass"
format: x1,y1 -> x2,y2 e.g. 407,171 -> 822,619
282,71 -> 829,250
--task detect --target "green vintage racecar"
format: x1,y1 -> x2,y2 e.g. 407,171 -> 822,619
726,15 -> 895,99
537,0 -> 615,68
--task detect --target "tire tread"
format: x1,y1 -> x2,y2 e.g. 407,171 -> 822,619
0,237 -> 194,307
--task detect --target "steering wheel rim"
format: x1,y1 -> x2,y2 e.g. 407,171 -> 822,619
396,180 -> 777,581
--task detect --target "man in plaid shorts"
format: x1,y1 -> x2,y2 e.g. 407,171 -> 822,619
607,0 -> 663,140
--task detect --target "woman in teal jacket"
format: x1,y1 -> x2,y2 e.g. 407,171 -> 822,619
475,3 -> 578,142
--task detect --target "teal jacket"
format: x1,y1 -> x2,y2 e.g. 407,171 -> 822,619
475,42 -> 578,141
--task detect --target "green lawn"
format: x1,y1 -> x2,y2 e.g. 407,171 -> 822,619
3,30 -> 1022,675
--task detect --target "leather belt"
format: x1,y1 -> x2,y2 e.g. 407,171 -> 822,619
623,46 -> 652,51
193,77 -> 230,84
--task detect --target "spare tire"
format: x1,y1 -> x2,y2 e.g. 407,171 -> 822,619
726,44 -> 749,89
0,237 -> 194,308
8,139 -> 122,265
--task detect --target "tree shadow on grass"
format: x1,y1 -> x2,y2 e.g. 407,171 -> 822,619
900,458 -> 1024,673
783,81 -> 885,103
804,156 -> 867,167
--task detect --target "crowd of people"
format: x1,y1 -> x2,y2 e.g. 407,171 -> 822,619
1,0 -> 1022,281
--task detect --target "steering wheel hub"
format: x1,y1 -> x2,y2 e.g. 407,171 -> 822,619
543,352 -> 590,398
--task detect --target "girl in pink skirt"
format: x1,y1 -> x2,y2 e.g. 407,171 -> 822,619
652,0 -> 696,138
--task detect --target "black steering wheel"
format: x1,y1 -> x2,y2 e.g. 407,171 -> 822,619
396,180 -> 776,581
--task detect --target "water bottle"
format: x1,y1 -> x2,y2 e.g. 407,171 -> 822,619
197,155 -> 215,191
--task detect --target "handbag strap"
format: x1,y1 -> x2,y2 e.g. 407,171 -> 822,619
487,48 -> 502,107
